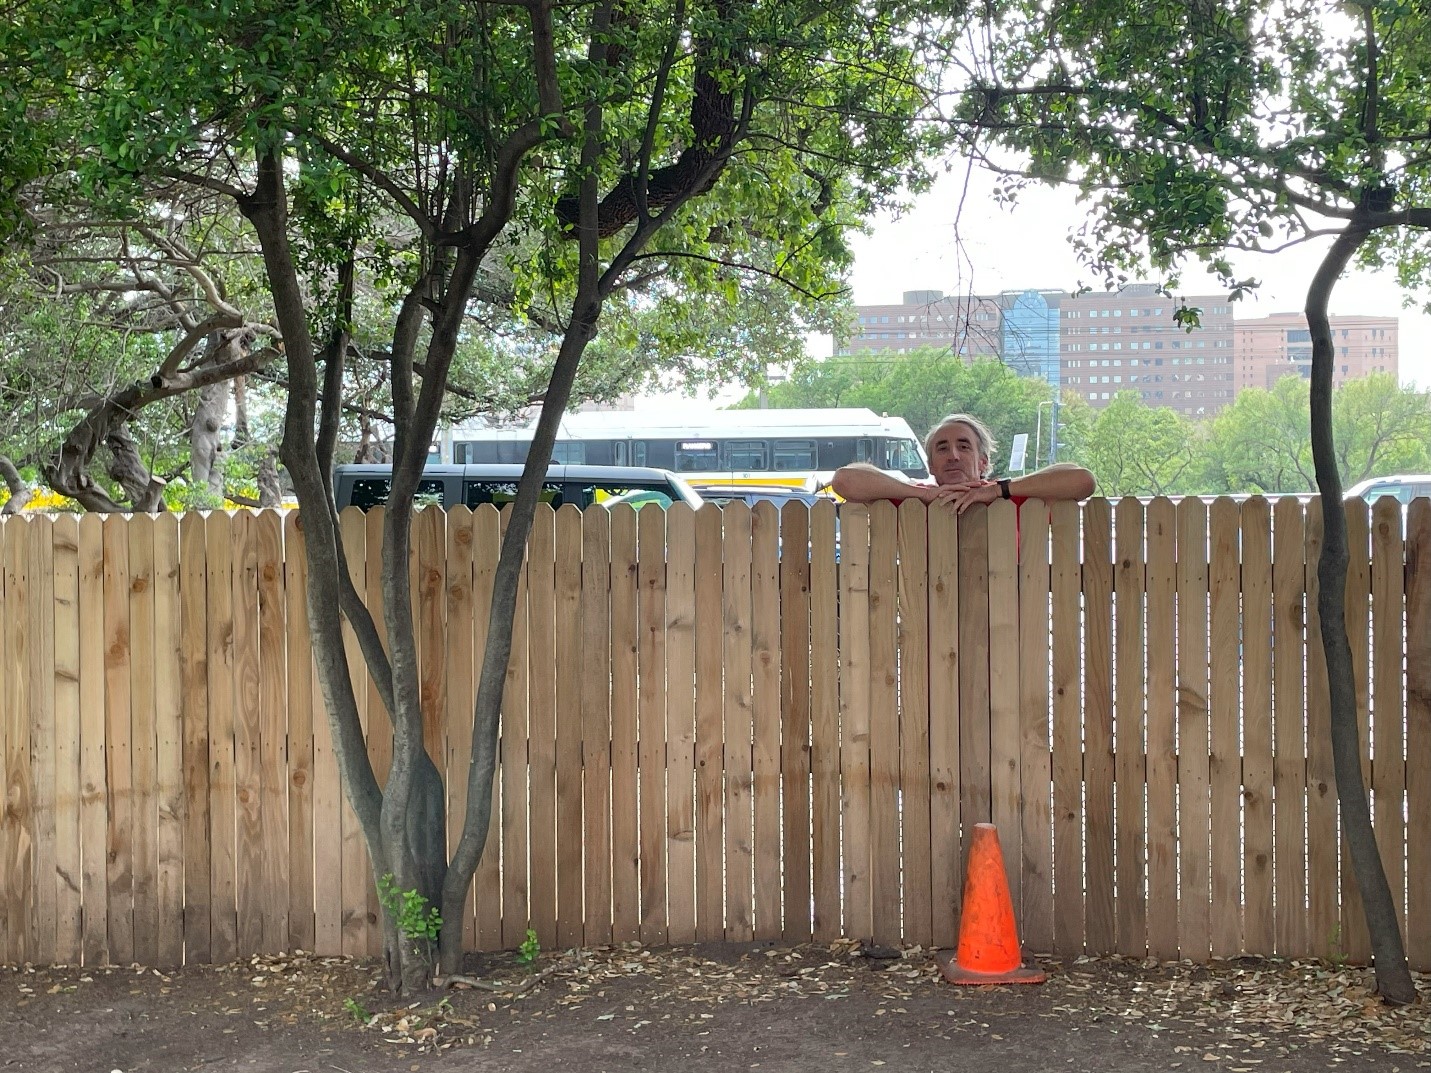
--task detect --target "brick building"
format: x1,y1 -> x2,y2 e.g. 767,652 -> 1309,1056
1233,312 -> 1398,391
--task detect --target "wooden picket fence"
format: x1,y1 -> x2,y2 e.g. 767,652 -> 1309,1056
1,496 -> 1429,970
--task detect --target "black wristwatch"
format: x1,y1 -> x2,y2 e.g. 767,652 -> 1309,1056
997,478 -> 1012,500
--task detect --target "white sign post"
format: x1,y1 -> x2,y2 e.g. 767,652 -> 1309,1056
1009,432 -> 1029,473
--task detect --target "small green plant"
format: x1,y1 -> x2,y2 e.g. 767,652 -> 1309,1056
517,928 -> 540,964
1327,923 -> 1348,969
377,874 -> 442,945
343,996 -> 370,1023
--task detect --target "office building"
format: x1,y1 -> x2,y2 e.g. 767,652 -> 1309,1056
1058,284 -> 1235,416
838,290 -> 1006,358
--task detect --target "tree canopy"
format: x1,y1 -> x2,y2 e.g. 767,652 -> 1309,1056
2,0 -> 961,990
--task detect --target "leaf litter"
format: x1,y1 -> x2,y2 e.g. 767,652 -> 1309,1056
4,944 -> 1428,1063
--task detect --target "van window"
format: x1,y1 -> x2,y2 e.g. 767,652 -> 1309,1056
463,481 -> 564,508
348,477 -> 449,510
583,482 -> 679,509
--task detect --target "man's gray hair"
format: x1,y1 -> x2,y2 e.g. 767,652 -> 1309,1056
924,414 -> 997,478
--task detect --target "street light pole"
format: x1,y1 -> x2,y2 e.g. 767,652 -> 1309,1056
1035,399 -> 1052,469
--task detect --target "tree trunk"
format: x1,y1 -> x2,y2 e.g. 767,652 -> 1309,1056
256,451 -> 281,507
1306,221 -> 1416,1005
191,378 -> 228,497
0,456 -> 34,514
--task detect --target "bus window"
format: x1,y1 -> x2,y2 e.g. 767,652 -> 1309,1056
614,441 -> 629,465
632,441 -> 648,466
773,439 -> 816,471
675,440 -> 719,473
724,439 -> 768,470
463,481 -> 563,508
550,441 -> 586,464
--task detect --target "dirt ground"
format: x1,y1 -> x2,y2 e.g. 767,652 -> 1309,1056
3,941 -> 1428,1073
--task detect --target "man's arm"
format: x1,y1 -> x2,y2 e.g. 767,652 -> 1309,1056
1007,462 -> 1096,502
930,462 -> 1096,514
830,462 -> 936,504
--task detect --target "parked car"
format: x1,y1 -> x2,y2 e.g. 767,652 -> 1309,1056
333,463 -> 704,511
1344,474 -> 1431,505
694,484 -> 839,511
695,484 -> 841,561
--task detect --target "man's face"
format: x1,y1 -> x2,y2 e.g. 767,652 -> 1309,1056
928,422 -> 987,485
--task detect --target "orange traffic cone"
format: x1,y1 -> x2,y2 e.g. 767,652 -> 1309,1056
934,823 -> 1046,985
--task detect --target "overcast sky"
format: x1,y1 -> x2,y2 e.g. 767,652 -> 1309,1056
637,164 -> 1431,412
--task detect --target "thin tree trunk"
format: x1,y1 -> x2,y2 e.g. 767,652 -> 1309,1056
1306,220 -> 1416,1005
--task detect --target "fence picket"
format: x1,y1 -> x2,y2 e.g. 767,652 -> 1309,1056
927,505 -> 960,950
51,516 -> 83,964
1241,499 -> 1275,954
637,504 -> 669,944
1144,498 -> 1178,961
283,511 -> 318,955
809,501 -> 841,941
1209,498 -> 1242,958
28,518 -> 57,966
1050,501 -> 1082,954
722,502 -> 755,941
988,500 -> 1022,921
780,503 -> 813,943
693,504 -> 725,941
1341,500 -> 1372,963
1082,499 -> 1114,956
664,504 -> 697,944
897,500 -> 932,947
1406,501 -> 1431,969
580,507 -> 613,947
554,506 -> 586,949
2,520 -> 30,964
839,506 -> 871,941
608,506 -> 639,942
1370,497 -> 1406,946
527,506 -> 558,949
868,501 -> 900,946
751,502 -> 782,940
1272,497 -> 1308,956
153,515 -> 185,967
255,511 -> 289,955
1304,502 -> 1338,960
178,514 -> 209,965
1176,498 -> 1211,961
1113,497 -> 1146,957
104,515 -> 135,964
1017,502 -> 1052,953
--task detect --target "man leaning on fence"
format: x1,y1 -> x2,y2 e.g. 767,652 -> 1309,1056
830,413 -> 1094,511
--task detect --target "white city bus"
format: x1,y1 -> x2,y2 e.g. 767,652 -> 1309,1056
442,408 -> 930,490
